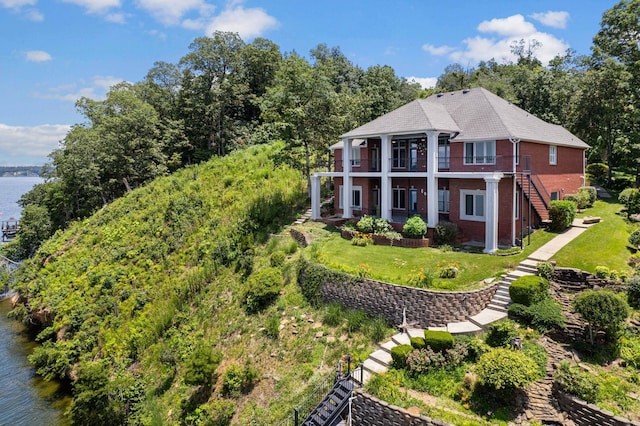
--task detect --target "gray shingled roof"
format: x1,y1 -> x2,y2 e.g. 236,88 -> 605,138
340,87 -> 588,149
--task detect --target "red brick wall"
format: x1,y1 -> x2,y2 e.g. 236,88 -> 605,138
520,142 -> 585,198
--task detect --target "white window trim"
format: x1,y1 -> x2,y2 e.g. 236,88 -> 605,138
464,141 -> 496,165
438,189 -> 450,213
549,145 -> 557,165
338,185 -> 362,210
351,146 -> 361,167
393,187 -> 406,210
460,189 -> 486,222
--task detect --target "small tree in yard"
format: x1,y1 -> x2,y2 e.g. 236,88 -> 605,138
573,290 -> 629,343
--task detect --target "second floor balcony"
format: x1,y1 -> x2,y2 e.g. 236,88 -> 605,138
334,155 -> 531,174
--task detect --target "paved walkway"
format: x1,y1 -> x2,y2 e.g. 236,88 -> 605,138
360,217 -> 599,384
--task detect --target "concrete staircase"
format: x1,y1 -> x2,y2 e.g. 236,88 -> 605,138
360,257 -> 544,384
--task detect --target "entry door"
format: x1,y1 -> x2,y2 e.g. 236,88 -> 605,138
372,189 -> 380,216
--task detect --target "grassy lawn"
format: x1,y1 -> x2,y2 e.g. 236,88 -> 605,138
299,222 -> 556,291
552,198 -> 634,274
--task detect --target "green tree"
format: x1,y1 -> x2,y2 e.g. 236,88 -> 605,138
573,290 -> 629,343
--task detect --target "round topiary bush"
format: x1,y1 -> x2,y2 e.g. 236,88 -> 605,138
475,348 -> 542,390
243,267 -> 284,313
574,289 -> 630,341
548,200 -> 577,232
627,275 -> 640,308
403,215 -> 427,238
390,344 -> 413,369
586,163 -> 608,185
484,320 -> 520,348
509,275 -> 549,306
423,330 -> 454,352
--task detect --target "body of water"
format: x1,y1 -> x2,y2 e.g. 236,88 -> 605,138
0,176 -> 69,425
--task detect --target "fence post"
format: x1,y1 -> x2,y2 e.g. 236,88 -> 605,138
294,408 -> 299,426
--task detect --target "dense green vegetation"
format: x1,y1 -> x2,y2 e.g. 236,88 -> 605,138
5,144 -> 393,425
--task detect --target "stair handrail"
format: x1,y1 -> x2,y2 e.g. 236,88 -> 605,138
528,171 -> 551,210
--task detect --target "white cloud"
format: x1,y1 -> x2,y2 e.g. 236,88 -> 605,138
477,14 -> 536,37
407,77 -> 437,89
433,14 -> 569,66
0,123 -> 71,165
205,4 -> 279,39
530,11 -> 570,29
0,0 -> 36,8
25,8 -> 43,21
61,0 -> 121,14
25,50 -> 52,62
105,12 -> 126,23
33,76 -> 125,102
135,0 -> 214,25
422,43 -> 455,56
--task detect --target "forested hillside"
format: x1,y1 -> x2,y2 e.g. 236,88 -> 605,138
8,143 -> 382,425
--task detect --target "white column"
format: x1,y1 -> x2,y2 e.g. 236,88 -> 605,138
380,134 -> 391,220
426,130 -> 439,227
484,175 -> 501,253
311,175 -> 321,220
342,138 -> 353,219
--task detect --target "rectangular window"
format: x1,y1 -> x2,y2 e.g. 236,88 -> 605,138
409,142 -> 418,171
438,189 -> 450,213
409,189 -> 418,213
392,141 -> 406,168
460,190 -> 485,221
551,191 -> 559,201
338,185 -> 362,210
393,188 -> 406,209
549,145 -> 557,165
351,146 -> 361,167
464,141 -> 496,165
371,147 -> 379,171
438,135 -> 450,169
515,141 -> 520,166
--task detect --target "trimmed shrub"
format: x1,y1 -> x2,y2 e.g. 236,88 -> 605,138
528,298 -> 565,331
564,191 -> 590,210
390,344 -> 413,369
629,228 -> 640,249
586,163 -> 608,185
619,187 -> 637,206
595,266 -> 610,279
628,190 -> 640,216
579,186 -> 597,207
536,261 -> 554,280
548,200 -> 577,232
573,290 -> 630,341
485,320 -> 520,348
406,348 -> 446,374
475,348 -> 542,390
403,215 -> 427,238
434,221 -> 458,245
509,275 -> 549,306
243,267 -> 283,313
507,303 -> 532,322
453,334 -> 487,362
627,275 -> 640,307
423,330 -> 454,352
410,336 -> 426,349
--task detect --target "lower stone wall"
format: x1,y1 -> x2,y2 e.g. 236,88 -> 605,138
351,390 -> 452,426
289,228 -> 310,248
320,273 -> 499,328
552,267 -> 626,293
555,390 -> 640,426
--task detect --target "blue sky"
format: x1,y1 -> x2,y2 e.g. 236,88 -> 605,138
0,0 -> 619,166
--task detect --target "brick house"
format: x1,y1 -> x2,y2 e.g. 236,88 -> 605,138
310,88 -> 589,253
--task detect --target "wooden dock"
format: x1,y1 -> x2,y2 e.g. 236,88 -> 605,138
1,218 -> 19,241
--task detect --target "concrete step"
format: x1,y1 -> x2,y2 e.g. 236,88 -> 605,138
519,259 -> 539,268
369,349 -> 392,367
363,358 -> 388,375
490,298 -> 510,308
446,320 -> 482,335
506,269 -> 533,280
487,303 -> 508,313
378,340 -> 396,354
391,333 -> 411,346
426,326 -> 448,332
517,265 -> 538,274
407,328 -> 424,339
492,294 -> 511,304
468,308 -> 508,328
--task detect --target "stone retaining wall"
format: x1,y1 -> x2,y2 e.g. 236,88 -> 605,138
555,390 -> 640,426
351,390 -> 452,426
289,228 -> 310,248
320,274 -> 499,328
552,267 -> 626,293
